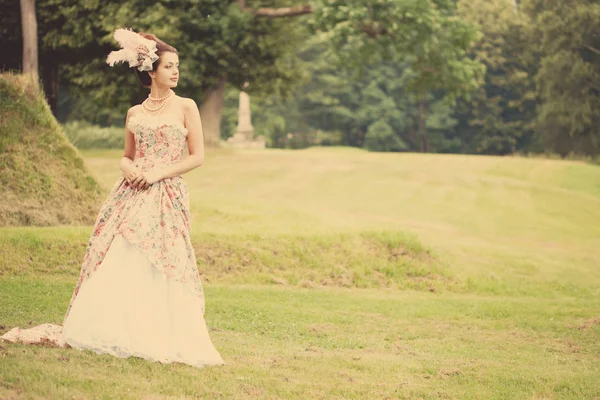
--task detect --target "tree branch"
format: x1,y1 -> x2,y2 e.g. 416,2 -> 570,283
237,1 -> 389,37
585,44 -> 600,56
238,0 -> 314,18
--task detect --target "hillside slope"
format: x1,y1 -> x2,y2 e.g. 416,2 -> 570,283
0,73 -> 103,226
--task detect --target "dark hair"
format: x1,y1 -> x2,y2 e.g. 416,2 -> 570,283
133,32 -> 178,88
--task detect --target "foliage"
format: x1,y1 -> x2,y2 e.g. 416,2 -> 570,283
241,34 -> 460,151
452,0 -> 538,155
3,0 -> 600,156
0,0 -> 307,126
62,120 -> 124,149
312,0 -> 485,103
530,0 -> 600,156
364,120 -> 407,152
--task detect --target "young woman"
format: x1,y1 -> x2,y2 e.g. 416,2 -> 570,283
1,28 -> 224,369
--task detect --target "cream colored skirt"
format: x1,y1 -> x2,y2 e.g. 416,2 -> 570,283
60,234 -> 224,368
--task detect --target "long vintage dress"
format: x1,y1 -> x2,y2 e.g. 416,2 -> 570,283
1,113 -> 224,368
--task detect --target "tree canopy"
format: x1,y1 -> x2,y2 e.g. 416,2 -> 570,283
2,0 -> 598,157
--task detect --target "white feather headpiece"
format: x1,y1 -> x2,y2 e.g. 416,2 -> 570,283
106,28 -> 159,72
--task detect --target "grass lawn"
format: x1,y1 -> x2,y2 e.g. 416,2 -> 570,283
1,147 -> 599,399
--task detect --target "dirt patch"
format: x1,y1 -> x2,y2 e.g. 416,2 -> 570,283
550,338 -> 583,354
437,368 -> 463,379
30,337 -> 62,348
577,317 -> 600,330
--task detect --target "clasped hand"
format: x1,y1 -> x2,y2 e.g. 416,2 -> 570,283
124,166 -> 164,190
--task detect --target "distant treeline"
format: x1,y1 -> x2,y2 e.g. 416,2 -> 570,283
1,0 -> 598,156
225,0 -> 599,157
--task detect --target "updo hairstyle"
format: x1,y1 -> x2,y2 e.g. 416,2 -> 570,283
133,32 -> 178,88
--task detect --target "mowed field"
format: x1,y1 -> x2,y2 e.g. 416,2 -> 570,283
1,147 -> 599,399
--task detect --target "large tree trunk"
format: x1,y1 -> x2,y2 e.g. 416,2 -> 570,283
20,0 -> 39,87
199,76 -> 227,147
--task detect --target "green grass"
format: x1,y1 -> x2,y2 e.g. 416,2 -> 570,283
1,147 -> 599,399
80,147 -> 600,297
1,281 -> 599,399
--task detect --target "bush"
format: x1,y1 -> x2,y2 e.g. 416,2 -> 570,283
364,120 -> 407,152
62,121 -> 124,149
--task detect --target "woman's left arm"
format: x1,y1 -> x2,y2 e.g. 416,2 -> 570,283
154,98 -> 205,182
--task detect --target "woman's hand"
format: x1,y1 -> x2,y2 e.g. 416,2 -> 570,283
129,168 -> 165,190
123,165 -> 142,186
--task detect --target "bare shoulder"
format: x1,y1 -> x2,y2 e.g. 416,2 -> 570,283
177,96 -> 198,110
127,104 -> 142,118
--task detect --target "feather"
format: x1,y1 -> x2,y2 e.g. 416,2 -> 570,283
105,28 -> 159,69
113,28 -> 143,48
106,49 -> 129,66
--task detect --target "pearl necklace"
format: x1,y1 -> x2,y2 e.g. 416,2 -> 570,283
142,90 -> 174,115
148,89 -> 173,102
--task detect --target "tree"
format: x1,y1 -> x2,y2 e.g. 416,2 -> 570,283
245,0 -> 484,152
239,33 -> 459,152
3,0 -> 483,149
19,0 -> 39,87
531,0 -> 600,156
311,0 -> 485,152
1,0 -> 307,140
452,0 -> 537,155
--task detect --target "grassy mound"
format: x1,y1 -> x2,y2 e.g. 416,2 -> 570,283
0,227 -> 451,292
0,73 -> 103,226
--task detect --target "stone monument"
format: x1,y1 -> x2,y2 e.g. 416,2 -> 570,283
227,83 -> 266,148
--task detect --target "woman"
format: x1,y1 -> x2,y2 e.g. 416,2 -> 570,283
2,28 -> 224,369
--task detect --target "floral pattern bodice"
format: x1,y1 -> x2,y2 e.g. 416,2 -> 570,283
128,113 -> 189,169
63,112 -> 205,324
